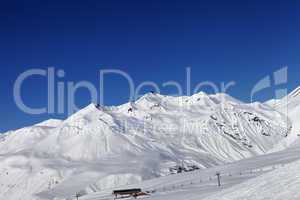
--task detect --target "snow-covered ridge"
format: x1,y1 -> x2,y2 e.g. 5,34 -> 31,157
0,90 -> 295,200
35,119 -> 63,128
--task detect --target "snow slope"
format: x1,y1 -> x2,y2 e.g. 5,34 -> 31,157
81,146 -> 300,200
0,91 -> 293,200
204,159 -> 300,200
0,119 -> 62,154
266,86 -> 300,149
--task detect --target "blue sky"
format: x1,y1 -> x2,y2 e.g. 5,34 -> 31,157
1,0 -> 300,132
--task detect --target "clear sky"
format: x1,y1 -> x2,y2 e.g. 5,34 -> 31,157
1,0 -> 300,132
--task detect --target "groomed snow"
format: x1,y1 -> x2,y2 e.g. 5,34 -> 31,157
204,159 -> 300,200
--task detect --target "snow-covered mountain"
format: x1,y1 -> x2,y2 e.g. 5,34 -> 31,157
266,86 -> 300,149
0,91 -> 294,200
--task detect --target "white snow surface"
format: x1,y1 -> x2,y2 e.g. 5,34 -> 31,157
81,146 -> 300,200
0,91 -> 298,200
204,159 -> 300,200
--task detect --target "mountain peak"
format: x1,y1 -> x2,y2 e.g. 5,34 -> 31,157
64,103 -> 101,123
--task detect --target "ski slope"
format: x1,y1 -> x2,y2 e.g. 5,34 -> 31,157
205,159 -> 300,200
76,146 -> 300,200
